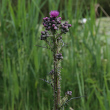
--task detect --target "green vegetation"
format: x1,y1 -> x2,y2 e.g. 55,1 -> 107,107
0,0 -> 110,110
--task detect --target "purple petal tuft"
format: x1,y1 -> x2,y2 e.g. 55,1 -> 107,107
49,10 -> 59,17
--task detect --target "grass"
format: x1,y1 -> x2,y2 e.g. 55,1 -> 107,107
0,0 -> 110,110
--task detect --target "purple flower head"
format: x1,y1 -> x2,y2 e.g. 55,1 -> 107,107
49,10 -> 59,17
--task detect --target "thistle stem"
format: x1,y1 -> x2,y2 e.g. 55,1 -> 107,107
53,35 -> 61,110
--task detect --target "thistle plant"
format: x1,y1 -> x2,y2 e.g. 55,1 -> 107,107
40,10 -> 72,110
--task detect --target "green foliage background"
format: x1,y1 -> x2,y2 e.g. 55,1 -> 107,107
0,0 -> 110,110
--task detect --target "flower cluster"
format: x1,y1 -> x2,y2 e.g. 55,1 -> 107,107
42,16 -> 62,31
65,91 -> 72,96
56,53 -> 63,60
41,30 -> 49,40
61,21 -> 72,34
41,10 -> 72,40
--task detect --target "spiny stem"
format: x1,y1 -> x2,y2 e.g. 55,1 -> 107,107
53,35 -> 58,110
53,35 -> 61,110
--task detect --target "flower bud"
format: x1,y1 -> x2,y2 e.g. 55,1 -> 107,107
58,21 -> 61,24
44,24 -> 47,27
54,26 -> 57,30
41,31 -> 45,34
68,24 -> 72,27
45,17 -> 48,20
59,17 -> 62,20
41,35 -> 46,40
52,24 -> 55,27
57,36 -> 62,40
65,91 -> 72,96
49,69 -> 54,75
56,53 -> 63,60
65,21 -> 68,24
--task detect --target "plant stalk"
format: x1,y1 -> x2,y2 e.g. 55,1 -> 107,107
53,35 -> 61,110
